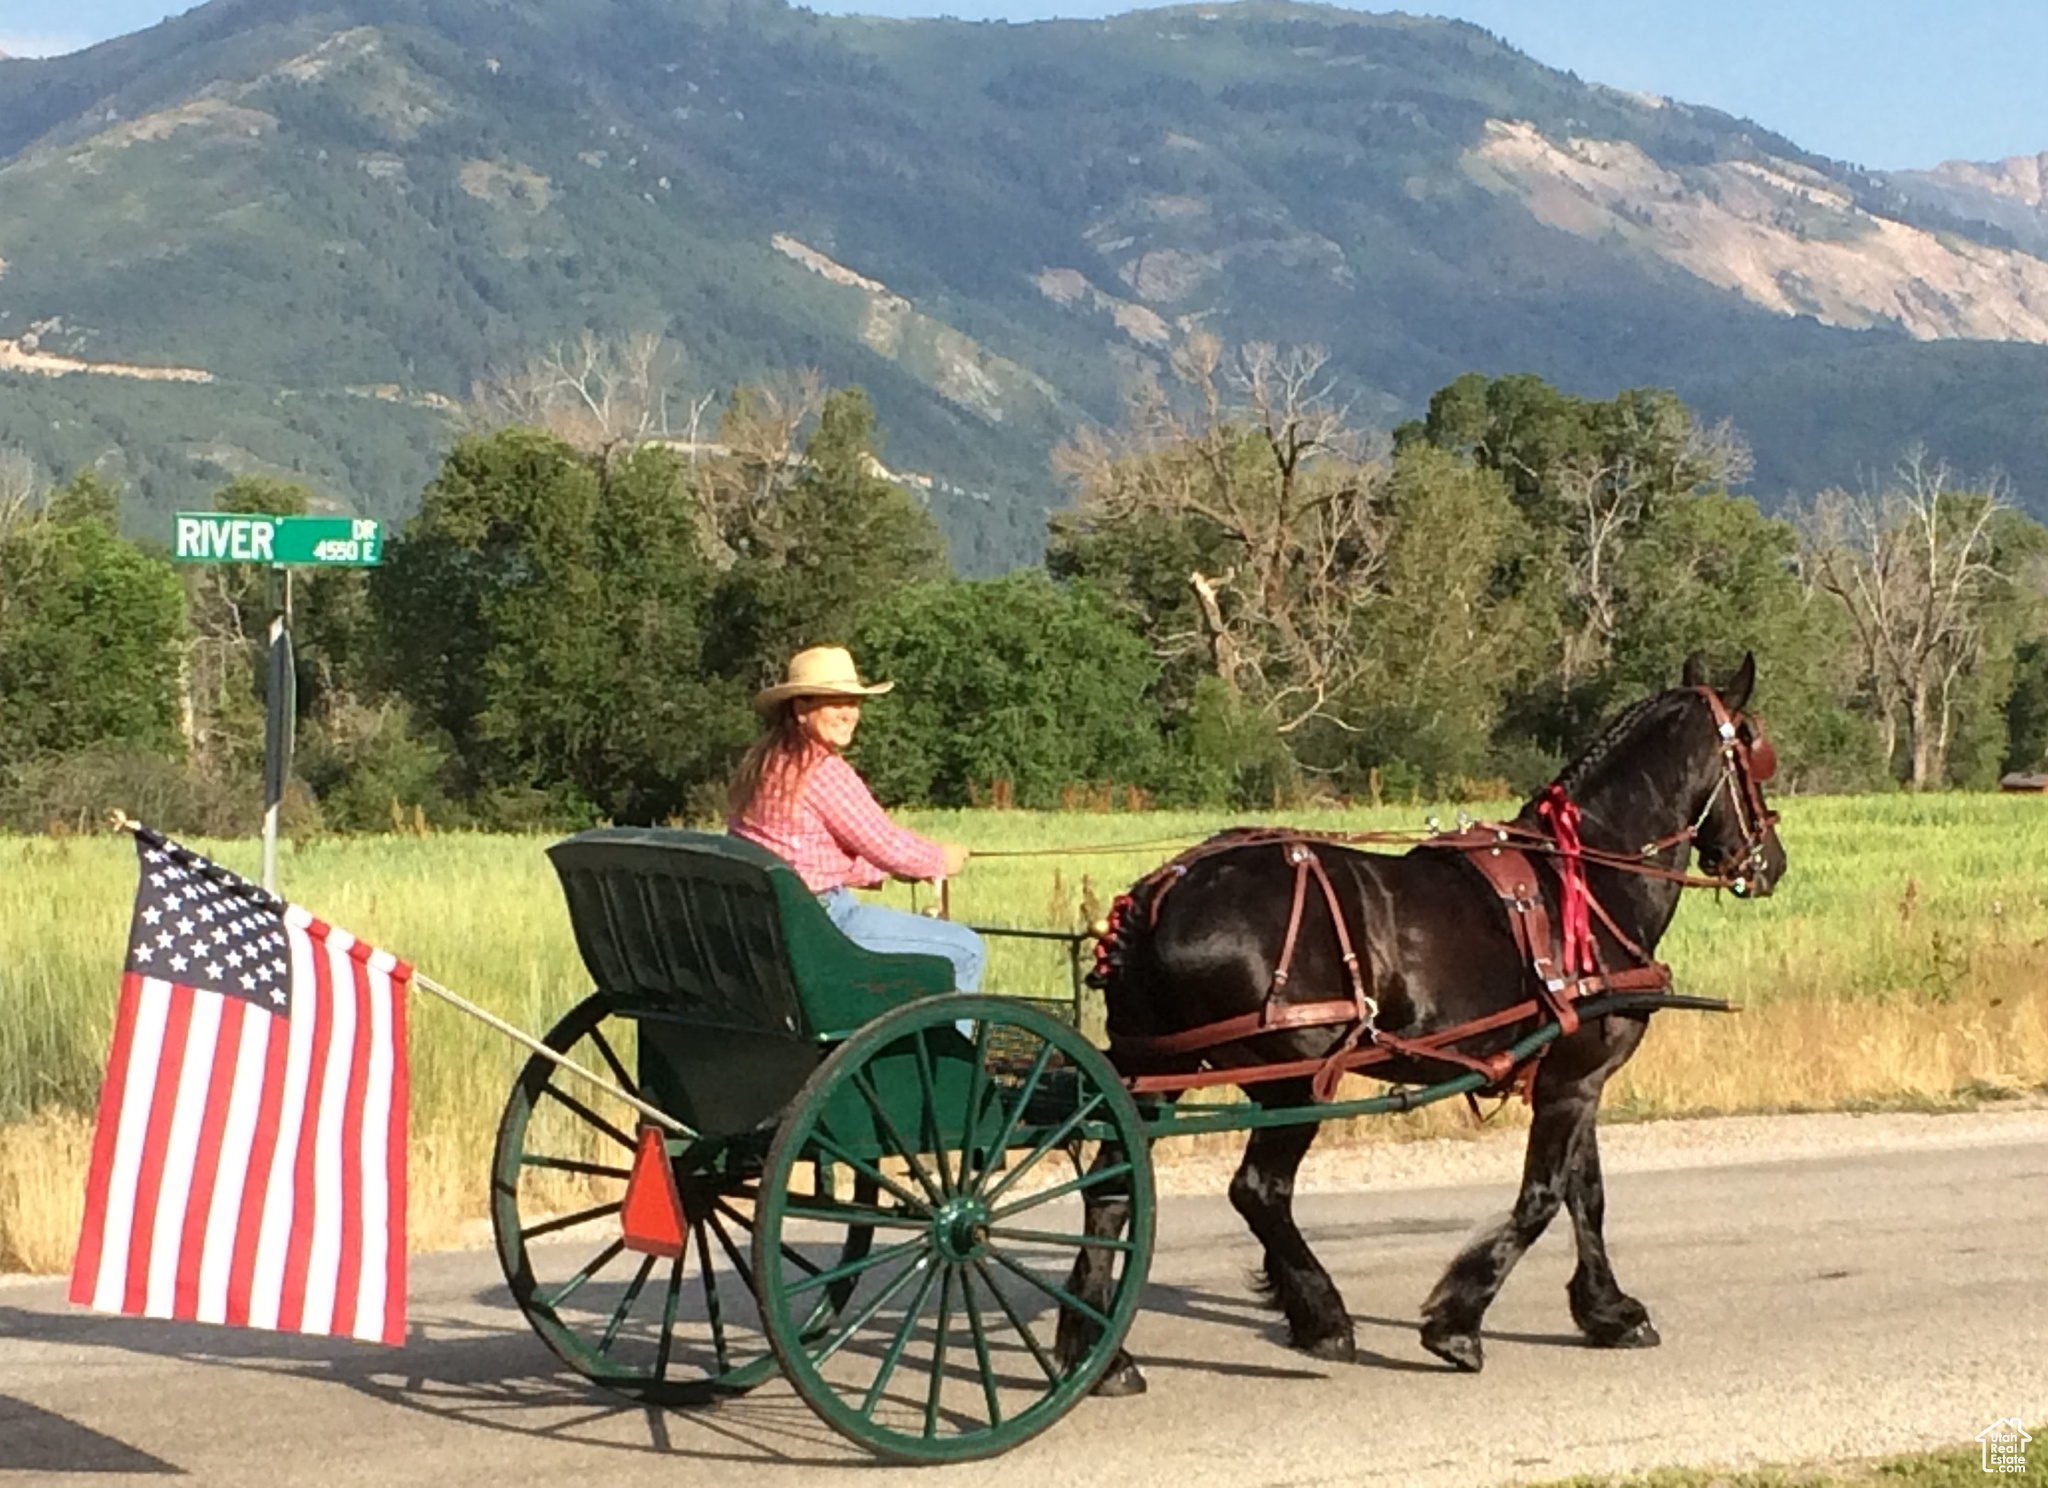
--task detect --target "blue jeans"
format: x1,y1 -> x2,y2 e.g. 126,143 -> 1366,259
819,887 -> 985,993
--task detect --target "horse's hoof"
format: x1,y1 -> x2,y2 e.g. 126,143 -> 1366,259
1590,1318 -> 1661,1350
1091,1354 -> 1148,1397
1298,1331 -> 1356,1363
1420,1325 -> 1484,1373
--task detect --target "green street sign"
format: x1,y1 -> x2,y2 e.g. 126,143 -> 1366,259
172,513 -> 384,567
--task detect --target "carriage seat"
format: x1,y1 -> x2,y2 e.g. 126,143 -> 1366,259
547,826 -> 955,1043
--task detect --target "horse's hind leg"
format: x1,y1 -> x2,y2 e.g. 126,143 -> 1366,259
1055,1140 -> 1148,1397
1419,1023 -> 1642,1373
1564,1118 -> 1660,1349
1230,1083 -> 1354,1361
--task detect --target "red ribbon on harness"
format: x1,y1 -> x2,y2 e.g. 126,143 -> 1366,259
1536,783 -> 1596,981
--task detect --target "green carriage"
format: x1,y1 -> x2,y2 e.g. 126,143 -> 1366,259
491,827 -> 1154,1463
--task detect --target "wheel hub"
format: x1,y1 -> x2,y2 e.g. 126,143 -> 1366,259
931,1197 -> 991,1263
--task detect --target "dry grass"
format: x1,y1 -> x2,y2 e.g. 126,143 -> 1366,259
0,1108 -> 92,1274
3,794 -> 2045,1272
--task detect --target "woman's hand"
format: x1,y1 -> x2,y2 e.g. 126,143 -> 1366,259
941,842 -> 972,877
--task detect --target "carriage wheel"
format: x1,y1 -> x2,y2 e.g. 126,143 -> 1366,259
754,995 -> 1155,1463
491,991 -> 873,1404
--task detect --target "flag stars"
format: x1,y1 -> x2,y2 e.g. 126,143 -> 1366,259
135,944 -> 154,964
156,931 -> 174,949
177,917 -> 195,936
241,973 -> 256,991
268,987 -> 286,1006
168,954 -> 189,973
205,962 -> 223,980
142,907 -> 161,926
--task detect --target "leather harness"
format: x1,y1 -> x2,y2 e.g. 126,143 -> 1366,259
1096,687 -> 1775,1104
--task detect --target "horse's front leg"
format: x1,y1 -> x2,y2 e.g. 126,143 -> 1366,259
1230,1081 -> 1353,1361
1055,1139 -> 1148,1396
1419,1018 -> 1645,1372
1563,1116 -> 1660,1349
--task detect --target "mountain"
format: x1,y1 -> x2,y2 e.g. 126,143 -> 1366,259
2,0 -> 2047,571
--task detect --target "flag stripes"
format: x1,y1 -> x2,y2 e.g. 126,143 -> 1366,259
71,899 -> 409,1346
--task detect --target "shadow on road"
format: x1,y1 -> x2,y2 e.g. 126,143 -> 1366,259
0,1392 -> 183,1476
0,1302 -> 858,1468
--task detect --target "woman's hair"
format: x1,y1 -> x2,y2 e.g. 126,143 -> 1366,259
727,700 -> 817,819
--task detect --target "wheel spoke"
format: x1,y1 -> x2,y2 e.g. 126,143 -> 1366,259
519,1153 -> 632,1180
859,1257 -> 942,1419
585,1025 -> 640,1101
538,1082 -> 635,1152
536,1238 -> 625,1310
705,1211 -> 757,1294
521,1199 -> 622,1243
694,1220 -> 729,1375
987,1248 -> 1110,1330
960,1267 -> 1003,1427
980,1092 -> 1105,1209
990,1161 -> 1134,1223
910,1029 -> 955,1198
651,1251 -> 687,1381
956,1020 -> 993,1191
785,1233 -> 929,1298
985,1225 -> 1136,1252
969,1257 -> 1060,1383
923,1265 -> 956,1440
974,1042 -> 1055,1191
597,1252 -> 658,1357
850,1067 -> 947,1206
810,1253 -> 934,1368
778,1201 -> 931,1233
808,1130 -> 931,1214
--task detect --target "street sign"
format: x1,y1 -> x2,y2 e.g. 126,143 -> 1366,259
172,513 -> 384,567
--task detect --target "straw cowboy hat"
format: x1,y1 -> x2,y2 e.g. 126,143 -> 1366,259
753,646 -> 896,711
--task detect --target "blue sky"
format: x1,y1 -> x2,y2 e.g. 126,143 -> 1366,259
1,0 -> 2041,170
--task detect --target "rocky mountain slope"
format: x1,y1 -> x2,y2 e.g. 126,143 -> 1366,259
1,0 -> 2045,568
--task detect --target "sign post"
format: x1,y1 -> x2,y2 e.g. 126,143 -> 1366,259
172,513 -> 384,890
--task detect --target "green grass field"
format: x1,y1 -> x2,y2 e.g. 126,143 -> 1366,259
4,796 -> 2046,1268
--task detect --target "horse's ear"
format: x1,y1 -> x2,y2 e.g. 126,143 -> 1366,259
1681,651 -> 1708,688
1721,652 -> 1757,712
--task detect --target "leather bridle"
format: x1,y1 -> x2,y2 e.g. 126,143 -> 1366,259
1633,685 -> 1779,896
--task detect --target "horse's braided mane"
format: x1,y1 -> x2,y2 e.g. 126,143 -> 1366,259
1546,691 -> 1678,803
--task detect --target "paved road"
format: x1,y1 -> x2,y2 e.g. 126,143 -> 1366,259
5,1115 -> 2046,1487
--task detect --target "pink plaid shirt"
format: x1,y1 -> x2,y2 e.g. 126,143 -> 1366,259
729,749 -> 949,893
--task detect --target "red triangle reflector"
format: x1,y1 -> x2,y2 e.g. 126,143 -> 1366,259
620,1126 -> 686,1259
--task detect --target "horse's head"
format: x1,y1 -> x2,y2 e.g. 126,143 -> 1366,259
1680,652 -> 1786,898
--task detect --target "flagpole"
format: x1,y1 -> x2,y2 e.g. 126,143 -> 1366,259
106,811 -> 691,1139
407,971 -> 690,1137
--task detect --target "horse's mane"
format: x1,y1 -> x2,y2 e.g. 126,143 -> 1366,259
1543,690 -> 1684,805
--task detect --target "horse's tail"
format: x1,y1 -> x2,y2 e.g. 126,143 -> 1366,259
1084,866 -> 1178,993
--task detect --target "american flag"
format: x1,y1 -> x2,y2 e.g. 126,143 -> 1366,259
69,829 -> 410,1346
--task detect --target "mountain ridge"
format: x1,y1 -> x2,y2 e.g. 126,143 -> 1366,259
2,0 -> 2046,569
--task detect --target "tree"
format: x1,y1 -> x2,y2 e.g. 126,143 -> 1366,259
704,386 -> 947,691
1398,373 -> 1751,738
1341,444 -> 1528,790
0,471 -> 186,764
372,429 -> 745,823
1800,452 -> 2011,788
465,331 -> 710,469
1052,336 -> 1389,735
849,573 -> 1164,808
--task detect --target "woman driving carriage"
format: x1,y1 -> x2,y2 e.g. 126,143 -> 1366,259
728,645 -> 985,993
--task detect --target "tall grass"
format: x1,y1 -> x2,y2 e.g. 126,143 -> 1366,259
3,796 -> 2045,1271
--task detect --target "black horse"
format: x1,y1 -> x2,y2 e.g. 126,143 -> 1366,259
1057,655 -> 1786,1391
